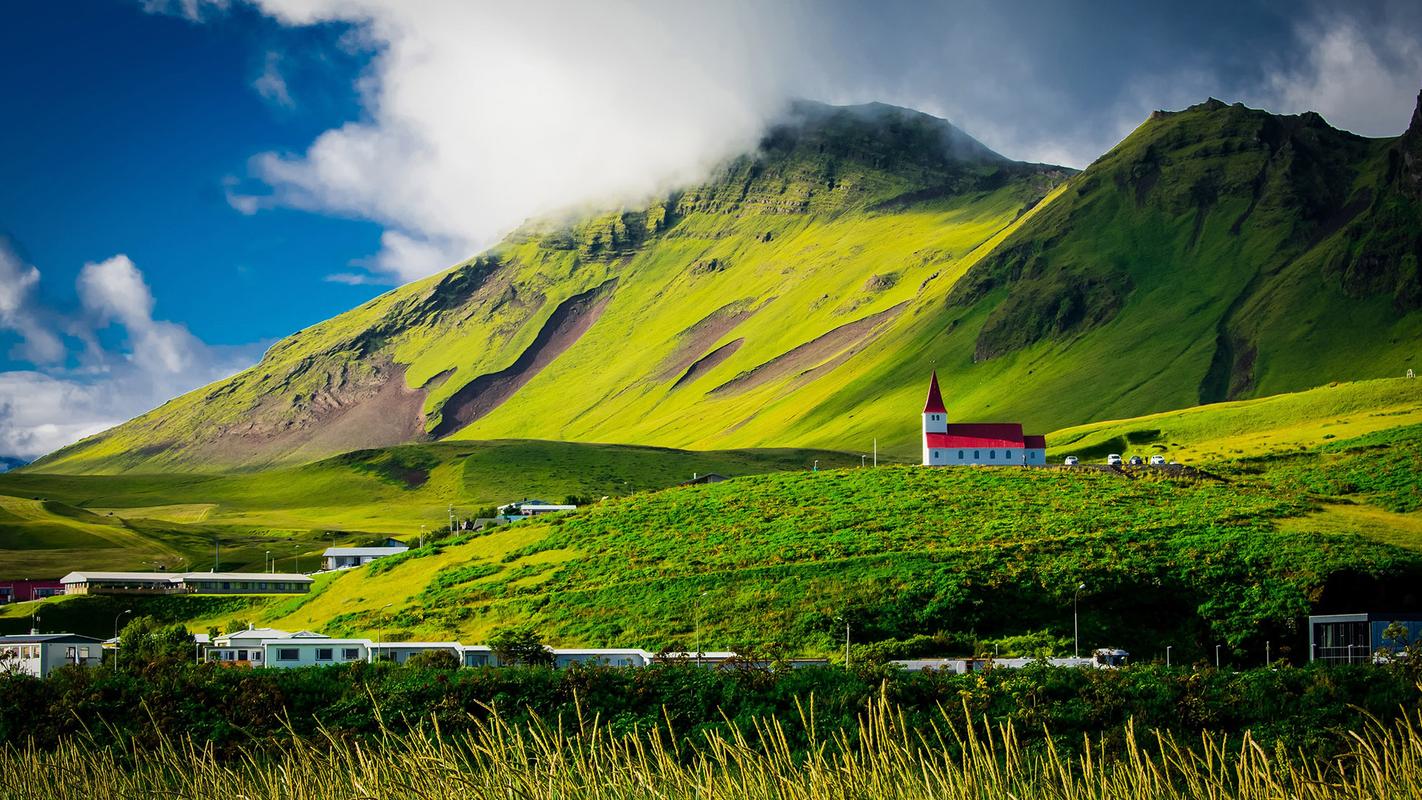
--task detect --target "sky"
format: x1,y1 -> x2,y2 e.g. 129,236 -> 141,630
1,0 -> 1420,462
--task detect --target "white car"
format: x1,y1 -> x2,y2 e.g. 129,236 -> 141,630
1107,454 -> 1123,466
1063,456 -> 1079,466
1149,455 -> 1167,465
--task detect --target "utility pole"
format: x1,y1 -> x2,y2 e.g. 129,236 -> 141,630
834,616 -> 850,670
1073,583 -> 1086,658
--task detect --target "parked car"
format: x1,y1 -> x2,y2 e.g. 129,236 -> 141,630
1128,455 -> 1144,466
1063,456 -> 1079,466
1107,454 -> 1123,466
1149,455 -> 1167,465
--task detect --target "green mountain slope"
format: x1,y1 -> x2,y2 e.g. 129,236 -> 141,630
33,94 -> 1422,474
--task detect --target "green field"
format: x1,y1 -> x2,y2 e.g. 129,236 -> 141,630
0,441 -> 861,578
10,405 -> 1419,664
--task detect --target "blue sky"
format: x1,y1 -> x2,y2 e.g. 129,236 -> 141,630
1,0 -> 1420,460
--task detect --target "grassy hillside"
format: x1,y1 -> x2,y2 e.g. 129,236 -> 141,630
1048,376 -> 1422,463
32,94 -> 1422,474
10,416 -> 1409,661
0,441 -> 859,578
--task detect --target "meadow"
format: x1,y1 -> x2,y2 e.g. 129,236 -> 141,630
0,441 -> 859,578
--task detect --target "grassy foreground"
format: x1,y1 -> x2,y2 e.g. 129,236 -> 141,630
2,700 -> 1419,799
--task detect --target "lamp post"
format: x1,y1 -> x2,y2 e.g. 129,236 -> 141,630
693,591 -> 708,667
860,455 -> 866,468
813,460 -> 819,472
1215,644 -> 1222,669
1348,644 -> 1356,664
1165,645 -> 1172,668
113,609 -> 132,672
1073,583 -> 1086,659
266,550 -> 271,574
834,616 -> 850,671
1265,640 -> 1271,666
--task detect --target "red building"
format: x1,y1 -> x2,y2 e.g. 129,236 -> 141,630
920,371 -> 1047,466
0,579 -> 64,604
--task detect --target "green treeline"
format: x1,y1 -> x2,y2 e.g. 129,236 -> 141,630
2,660 -> 1418,760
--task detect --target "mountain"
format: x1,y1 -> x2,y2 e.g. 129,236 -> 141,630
0,457 -> 25,473
32,95 -> 1422,474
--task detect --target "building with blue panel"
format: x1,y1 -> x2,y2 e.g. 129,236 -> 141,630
1309,613 -> 1422,664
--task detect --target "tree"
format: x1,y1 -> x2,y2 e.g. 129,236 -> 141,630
117,616 -> 195,673
405,649 -> 460,670
489,626 -> 553,667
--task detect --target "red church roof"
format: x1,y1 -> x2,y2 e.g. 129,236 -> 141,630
923,371 -> 947,414
926,423 -> 1025,449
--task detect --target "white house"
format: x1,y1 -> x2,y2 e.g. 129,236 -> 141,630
0,633 -> 104,677
321,546 -> 409,571
264,638 -> 370,668
367,641 -> 462,664
551,648 -> 655,668
920,371 -> 1047,466
209,628 -> 328,666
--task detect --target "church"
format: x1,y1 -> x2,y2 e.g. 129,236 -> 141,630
921,371 -> 1047,466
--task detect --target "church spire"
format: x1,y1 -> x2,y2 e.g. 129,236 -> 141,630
923,370 -> 947,415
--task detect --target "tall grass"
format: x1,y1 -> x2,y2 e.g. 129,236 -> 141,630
3,696 -> 1420,799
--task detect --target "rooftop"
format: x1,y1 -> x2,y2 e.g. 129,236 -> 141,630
322,547 -> 409,557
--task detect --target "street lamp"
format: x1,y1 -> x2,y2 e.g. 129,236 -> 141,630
860,454 -> 866,468
113,609 -> 132,672
1073,583 -> 1086,658
834,616 -> 851,671
266,550 -> 271,574
813,460 -> 819,472
1165,645 -> 1172,668
1265,640 -> 1271,666
693,591 -> 709,667
1215,644 -> 1222,668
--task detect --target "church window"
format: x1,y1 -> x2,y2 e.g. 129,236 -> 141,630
974,450 -> 980,459
990,450 -> 996,459
957,450 -> 964,459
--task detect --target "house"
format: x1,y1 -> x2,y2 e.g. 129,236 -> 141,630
60,571 -> 313,596
321,546 -> 409,571
367,641 -> 462,664
209,628 -> 328,666
1309,612 -> 1422,664
0,579 -> 64,604
498,500 -> 577,520
679,473 -> 729,486
0,633 -> 105,677
264,638 -> 370,667
460,645 -> 498,667
552,648 -> 655,668
920,371 -> 1047,466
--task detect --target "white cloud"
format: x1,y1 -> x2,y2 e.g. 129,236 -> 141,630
0,242 -> 66,365
253,51 -> 294,108
0,252 -> 260,461
139,0 -> 231,22
1263,16 -> 1422,137
229,0 -> 818,284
